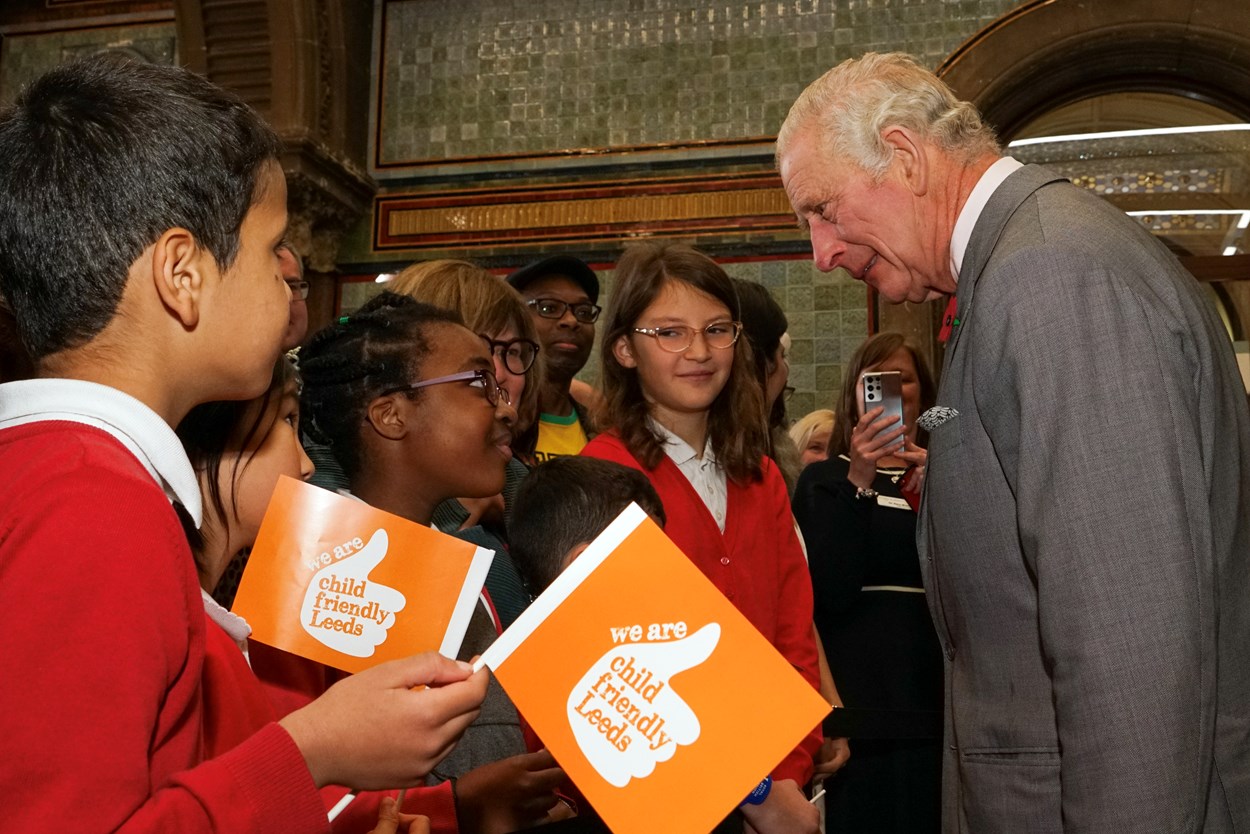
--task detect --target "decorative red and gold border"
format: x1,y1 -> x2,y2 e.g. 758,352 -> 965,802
373,171 -> 799,251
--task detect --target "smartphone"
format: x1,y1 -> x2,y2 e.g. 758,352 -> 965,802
861,370 -> 905,432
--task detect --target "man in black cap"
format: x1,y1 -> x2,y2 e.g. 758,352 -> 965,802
508,255 -> 600,460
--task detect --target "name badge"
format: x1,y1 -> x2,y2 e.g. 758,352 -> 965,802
877,495 -> 912,511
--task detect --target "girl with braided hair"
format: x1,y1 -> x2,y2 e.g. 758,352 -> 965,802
254,292 -> 571,834
387,260 -> 543,629
297,292 -> 511,509
177,354 -> 461,833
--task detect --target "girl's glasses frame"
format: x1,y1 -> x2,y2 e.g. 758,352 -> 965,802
481,336 -> 540,374
379,369 -> 510,406
632,320 -> 743,353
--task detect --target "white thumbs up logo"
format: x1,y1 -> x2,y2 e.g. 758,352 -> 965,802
300,528 -> 407,657
567,623 -> 721,788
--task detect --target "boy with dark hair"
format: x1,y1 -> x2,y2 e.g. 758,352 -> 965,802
0,53 -> 486,833
508,456 -> 666,595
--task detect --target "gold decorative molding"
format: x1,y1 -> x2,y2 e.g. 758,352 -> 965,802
375,173 -> 798,251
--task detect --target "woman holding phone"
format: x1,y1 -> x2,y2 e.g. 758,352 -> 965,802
791,331 -> 942,833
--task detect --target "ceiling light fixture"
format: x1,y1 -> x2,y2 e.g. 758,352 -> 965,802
1008,123 -> 1250,148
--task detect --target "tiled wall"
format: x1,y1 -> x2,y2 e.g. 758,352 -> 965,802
363,0 -> 1026,421
722,258 -> 869,419
375,0 -> 1024,169
0,21 -> 175,105
0,1 -> 1029,423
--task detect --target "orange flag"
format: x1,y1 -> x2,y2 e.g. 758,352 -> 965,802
477,503 -> 829,834
233,476 -> 493,673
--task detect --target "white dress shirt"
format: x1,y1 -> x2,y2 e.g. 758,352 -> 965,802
949,156 -> 1024,282
202,588 -> 253,653
0,378 -> 203,524
650,419 -> 728,532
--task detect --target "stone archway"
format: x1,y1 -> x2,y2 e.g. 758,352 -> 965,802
939,0 -> 1250,293
938,0 -> 1250,137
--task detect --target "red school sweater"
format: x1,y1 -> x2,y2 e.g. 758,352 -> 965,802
581,432 -> 822,785
0,421 -> 327,833
205,626 -> 460,833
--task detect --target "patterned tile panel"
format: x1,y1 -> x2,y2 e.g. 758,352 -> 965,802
375,0 -> 1027,174
374,173 -> 796,249
0,20 -> 176,105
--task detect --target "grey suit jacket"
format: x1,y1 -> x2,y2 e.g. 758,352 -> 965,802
918,164 -> 1250,833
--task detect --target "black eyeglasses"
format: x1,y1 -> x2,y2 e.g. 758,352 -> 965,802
632,321 -> 743,353
783,385 -> 796,402
527,298 -> 602,324
380,369 -> 510,406
482,336 -> 539,375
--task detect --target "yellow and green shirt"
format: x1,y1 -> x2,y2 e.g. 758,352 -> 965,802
534,409 -> 589,461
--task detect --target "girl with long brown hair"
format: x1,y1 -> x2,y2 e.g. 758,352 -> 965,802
582,241 -> 822,834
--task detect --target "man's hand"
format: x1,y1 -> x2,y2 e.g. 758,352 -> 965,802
741,779 -> 820,834
453,749 -> 566,834
280,652 -> 489,789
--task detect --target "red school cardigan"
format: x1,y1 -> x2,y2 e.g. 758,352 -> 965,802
582,431 -> 821,785
0,421 -> 327,834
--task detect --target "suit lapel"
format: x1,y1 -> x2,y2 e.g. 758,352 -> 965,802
944,164 -> 1067,362
920,165 -> 1067,581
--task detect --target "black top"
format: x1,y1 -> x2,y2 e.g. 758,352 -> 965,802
793,455 -> 943,715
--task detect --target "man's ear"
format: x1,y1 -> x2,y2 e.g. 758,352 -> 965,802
881,125 -> 928,196
150,227 -> 207,328
611,334 -> 638,369
365,394 -> 409,441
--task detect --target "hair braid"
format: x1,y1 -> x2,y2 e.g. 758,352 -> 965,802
299,291 -> 464,478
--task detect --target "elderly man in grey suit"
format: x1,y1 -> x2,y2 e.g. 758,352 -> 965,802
777,52 -> 1250,832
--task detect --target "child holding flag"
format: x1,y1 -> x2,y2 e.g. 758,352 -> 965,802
249,293 -> 570,834
0,54 -> 486,833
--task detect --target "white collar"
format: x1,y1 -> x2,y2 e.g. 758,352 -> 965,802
201,588 -> 252,644
949,156 -> 1024,282
649,418 -> 716,467
0,379 -> 202,525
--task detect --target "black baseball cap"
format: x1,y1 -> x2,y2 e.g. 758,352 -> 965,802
506,255 -> 599,303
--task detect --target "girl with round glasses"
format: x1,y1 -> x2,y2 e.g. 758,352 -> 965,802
582,241 -> 823,834
255,292 -> 570,834
388,259 -> 543,630
389,259 -> 542,445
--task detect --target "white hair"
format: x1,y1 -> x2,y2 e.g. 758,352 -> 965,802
777,52 -> 1001,178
